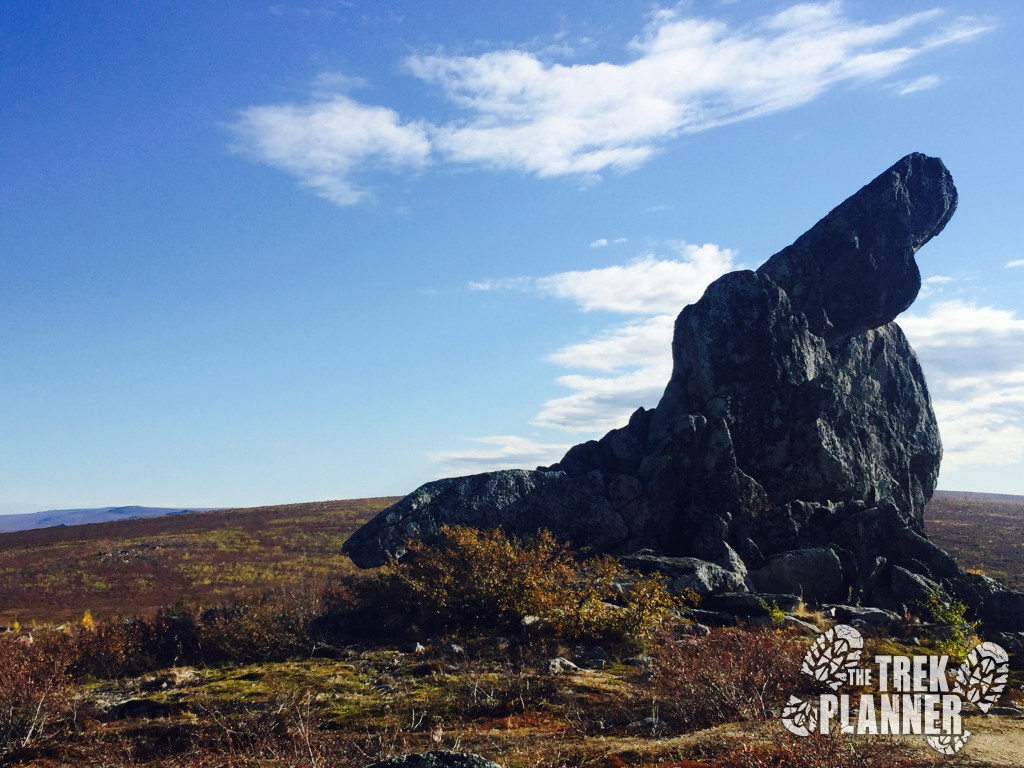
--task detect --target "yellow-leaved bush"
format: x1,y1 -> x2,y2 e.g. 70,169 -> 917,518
366,525 -> 690,651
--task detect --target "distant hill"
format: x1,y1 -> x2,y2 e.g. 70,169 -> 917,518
0,505 -> 216,534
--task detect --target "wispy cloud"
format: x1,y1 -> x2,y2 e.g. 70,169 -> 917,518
900,300 -> 1024,469
590,238 -> 608,248
465,243 -> 735,444
896,74 -> 943,95
469,242 -> 735,315
1006,259 -> 1024,268
919,273 -> 956,298
428,435 -> 572,476
230,3 -> 992,205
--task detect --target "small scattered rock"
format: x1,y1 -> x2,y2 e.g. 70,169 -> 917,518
311,643 -> 345,659
676,622 -> 711,637
625,655 -> 654,671
682,607 -> 737,627
360,751 -> 502,768
783,616 -> 822,635
825,605 -> 899,627
704,593 -> 800,615
545,657 -> 580,675
618,553 -> 747,596
626,716 -> 666,733
988,706 -> 1024,719
573,646 -> 608,669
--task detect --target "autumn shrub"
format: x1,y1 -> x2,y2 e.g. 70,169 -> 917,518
342,526 -> 683,651
58,593 -> 320,680
149,598 -> 205,668
649,627 -> 807,731
0,634 -> 75,764
68,615 -> 154,679
200,599 -> 313,664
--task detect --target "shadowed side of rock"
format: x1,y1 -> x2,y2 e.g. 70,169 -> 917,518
342,469 -> 628,568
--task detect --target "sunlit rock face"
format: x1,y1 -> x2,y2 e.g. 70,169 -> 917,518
344,154 -> 1022,628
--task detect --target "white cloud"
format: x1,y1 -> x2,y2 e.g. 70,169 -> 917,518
469,242 -> 735,314
428,435 -> 572,476
407,5 -> 986,179
526,243 -> 734,431
467,276 -> 533,292
590,238 -> 608,248
532,367 -> 671,432
899,300 -> 1024,351
232,3 -> 991,204
900,300 -> 1024,469
228,95 -> 431,205
896,74 -> 942,95
536,243 -> 736,314
919,273 -> 955,298
547,315 -> 676,372
462,243 -> 735,438
1006,259 -> 1024,268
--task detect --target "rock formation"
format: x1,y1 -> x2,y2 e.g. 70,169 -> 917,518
343,153 -> 1024,628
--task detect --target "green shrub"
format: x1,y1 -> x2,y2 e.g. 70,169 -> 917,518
921,589 -> 979,661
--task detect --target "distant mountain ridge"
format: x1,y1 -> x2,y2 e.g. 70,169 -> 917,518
0,505 -> 216,534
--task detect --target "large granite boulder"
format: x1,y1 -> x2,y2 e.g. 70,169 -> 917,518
343,154 -> 1021,626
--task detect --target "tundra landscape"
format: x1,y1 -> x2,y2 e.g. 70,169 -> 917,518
1,492 -> 1024,768
5,4 -> 1024,767
4,154 -> 1024,767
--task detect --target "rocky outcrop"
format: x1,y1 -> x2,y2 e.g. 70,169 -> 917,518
341,469 -> 626,568
748,548 -> 845,604
618,552 -> 749,597
343,154 -> 1022,628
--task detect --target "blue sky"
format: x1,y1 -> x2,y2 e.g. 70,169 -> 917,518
2,0 -> 1023,515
